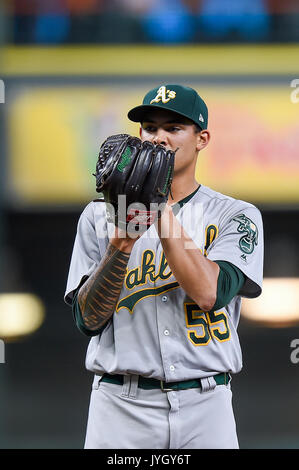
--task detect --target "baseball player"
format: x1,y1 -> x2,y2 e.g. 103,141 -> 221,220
64,84 -> 264,449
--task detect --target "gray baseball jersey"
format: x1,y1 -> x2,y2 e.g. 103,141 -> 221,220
65,184 -> 263,382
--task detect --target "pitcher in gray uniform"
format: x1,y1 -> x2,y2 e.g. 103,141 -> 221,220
64,84 -> 264,449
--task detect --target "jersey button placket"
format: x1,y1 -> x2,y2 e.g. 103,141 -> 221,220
157,290 -> 178,381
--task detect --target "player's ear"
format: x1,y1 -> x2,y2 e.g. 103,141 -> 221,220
139,126 -> 143,138
196,130 -> 210,152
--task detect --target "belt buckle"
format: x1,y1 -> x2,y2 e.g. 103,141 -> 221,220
160,380 -> 174,392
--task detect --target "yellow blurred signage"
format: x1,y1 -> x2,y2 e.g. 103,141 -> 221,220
7,84 -> 299,206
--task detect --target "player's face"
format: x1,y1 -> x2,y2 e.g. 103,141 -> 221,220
139,109 -> 209,176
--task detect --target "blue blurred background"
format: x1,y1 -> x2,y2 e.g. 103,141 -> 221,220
7,0 -> 299,44
0,0 -> 299,450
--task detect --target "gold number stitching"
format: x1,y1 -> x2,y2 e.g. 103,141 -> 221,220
184,303 -> 231,346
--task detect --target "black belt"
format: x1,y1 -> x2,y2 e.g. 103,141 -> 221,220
101,372 -> 230,392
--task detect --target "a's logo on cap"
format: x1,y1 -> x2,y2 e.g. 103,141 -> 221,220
150,86 -> 176,104
199,114 -> 204,122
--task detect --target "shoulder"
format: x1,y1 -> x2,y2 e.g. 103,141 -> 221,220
78,199 -> 107,223
75,200 -> 108,243
196,185 -> 262,223
196,184 -> 254,207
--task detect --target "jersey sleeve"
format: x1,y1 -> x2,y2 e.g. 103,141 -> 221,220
64,202 -> 108,306
207,204 -> 264,298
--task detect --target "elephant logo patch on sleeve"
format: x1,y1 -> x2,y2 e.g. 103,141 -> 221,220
232,214 -> 258,254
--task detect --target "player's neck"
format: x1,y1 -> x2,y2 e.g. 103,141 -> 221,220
168,177 -> 200,205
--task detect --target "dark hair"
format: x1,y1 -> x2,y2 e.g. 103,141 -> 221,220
194,123 -> 202,133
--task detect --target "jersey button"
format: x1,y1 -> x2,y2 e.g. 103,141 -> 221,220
164,329 -> 170,336
169,365 -> 175,371
161,296 -> 168,302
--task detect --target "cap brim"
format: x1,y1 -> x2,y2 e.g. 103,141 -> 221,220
127,105 -> 166,123
127,104 -> 204,129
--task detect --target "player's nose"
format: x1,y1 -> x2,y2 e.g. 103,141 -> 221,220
153,129 -> 168,147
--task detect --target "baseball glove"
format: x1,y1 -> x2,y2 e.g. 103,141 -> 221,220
94,133 -> 175,232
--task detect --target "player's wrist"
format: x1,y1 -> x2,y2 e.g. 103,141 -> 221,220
110,229 -> 138,253
157,203 -> 175,238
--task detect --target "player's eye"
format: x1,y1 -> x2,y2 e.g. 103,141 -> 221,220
143,125 -> 156,133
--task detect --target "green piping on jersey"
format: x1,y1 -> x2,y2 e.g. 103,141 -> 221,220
116,282 -> 180,314
172,185 -> 201,215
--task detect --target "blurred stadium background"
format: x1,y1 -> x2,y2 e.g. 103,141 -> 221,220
0,0 -> 299,449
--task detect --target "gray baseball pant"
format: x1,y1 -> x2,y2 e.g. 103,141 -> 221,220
84,374 -> 239,449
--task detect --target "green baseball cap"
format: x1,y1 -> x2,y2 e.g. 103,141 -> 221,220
128,84 -> 208,130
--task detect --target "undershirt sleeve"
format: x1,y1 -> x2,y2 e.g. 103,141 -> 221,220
212,260 -> 246,311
